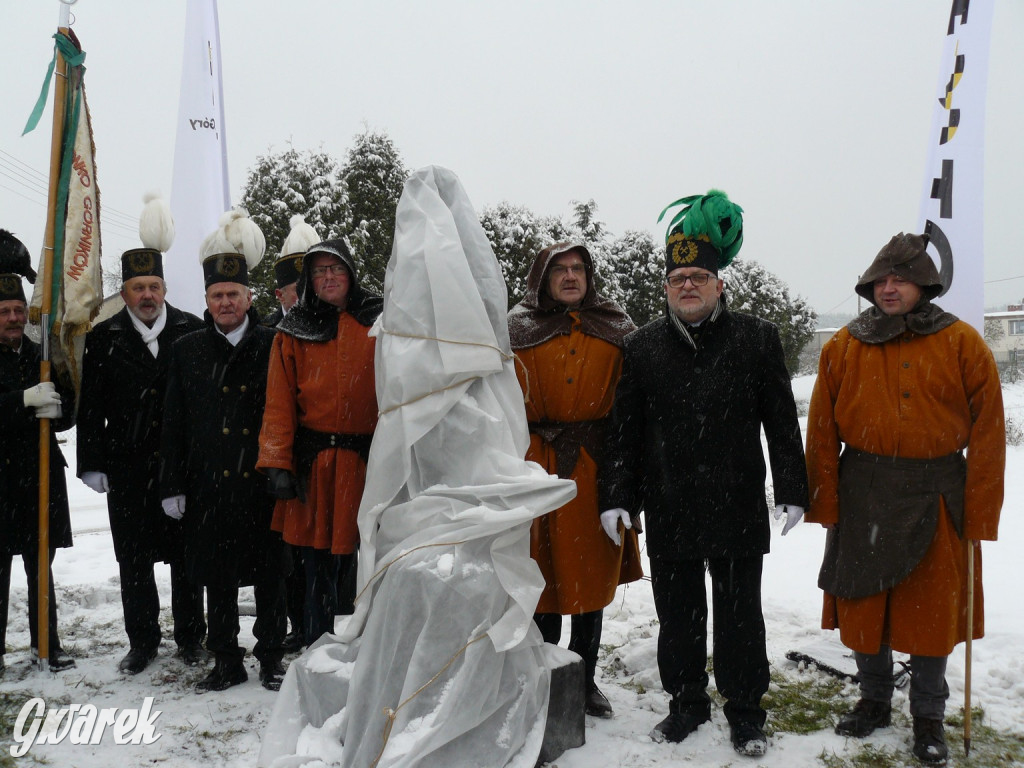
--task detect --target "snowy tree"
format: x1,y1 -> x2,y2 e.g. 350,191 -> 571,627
985,317 -> 1005,346
570,198 -> 605,242
568,199 -> 623,308
721,259 -> 817,374
240,145 -> 350,315
479,202 -> 572,309
340,130 -> 408,293
603,230 -> 665,327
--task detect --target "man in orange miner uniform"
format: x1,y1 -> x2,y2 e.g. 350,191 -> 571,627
258,239 -> 382,647
806,232 -> 1005,764
508,242 -> 642,719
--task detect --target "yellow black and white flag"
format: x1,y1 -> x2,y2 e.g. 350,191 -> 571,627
917,0 -> 994,331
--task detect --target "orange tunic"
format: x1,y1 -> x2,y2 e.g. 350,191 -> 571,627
805,322 -> 1004,656
516,318 -> 643,614
258,312 -> 377,554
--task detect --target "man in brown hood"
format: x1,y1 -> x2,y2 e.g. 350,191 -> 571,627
508,242 -> 642,719
806,233 -> 1005,764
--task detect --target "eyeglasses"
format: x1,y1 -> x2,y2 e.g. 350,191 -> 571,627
310,264 -> 348,278
550,263 -> 587,277
666,272 -> 715,288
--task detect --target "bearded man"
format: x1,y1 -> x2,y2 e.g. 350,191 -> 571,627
600,191 -> 807,757
77,194 -> 206,675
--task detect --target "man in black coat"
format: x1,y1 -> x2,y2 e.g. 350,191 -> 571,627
0,233 -> 76,673
600,191 -> 807,757
160,215 -> 287,693
77,243 -> 206,675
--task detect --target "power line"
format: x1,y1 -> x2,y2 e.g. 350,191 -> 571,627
820,293 -> 857,315
0,160 -> 50,196
0,149 -> 48,183
0,181 -> 47,207
0,148 -> 144,227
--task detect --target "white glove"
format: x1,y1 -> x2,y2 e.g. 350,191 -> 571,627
161,495 -> 186,520
34,402 -> 63,420
24,382 -> 61,409
600,508 -> 632,546
773,504 -> 804,536
81,471 -> 110,494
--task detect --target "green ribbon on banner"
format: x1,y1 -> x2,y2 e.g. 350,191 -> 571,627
22,32 -> 88,335
23,33 -> 86,136
48,69 -> 86,331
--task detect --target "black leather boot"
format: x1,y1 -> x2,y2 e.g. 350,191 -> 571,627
834,698 -> 892,737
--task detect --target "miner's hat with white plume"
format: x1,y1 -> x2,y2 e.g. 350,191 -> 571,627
274,214 -> 319,289
657,189 -> 744,275
0,229 -> 35,303
199,208 -> 266,288
121,191 -> 174,282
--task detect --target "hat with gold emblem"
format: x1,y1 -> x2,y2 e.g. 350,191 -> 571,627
121,191 -> 174,282
274,214 -> 319,289
199,208 -> 266,288
658,189 -> 744,275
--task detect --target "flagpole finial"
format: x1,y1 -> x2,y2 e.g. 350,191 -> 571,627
58,0 -> 77,28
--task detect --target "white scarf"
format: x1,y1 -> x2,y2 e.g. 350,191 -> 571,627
218,314 -> 249,347
128,304 -> 167,357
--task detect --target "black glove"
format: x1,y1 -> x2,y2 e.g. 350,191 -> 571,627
266,468 -> 300,501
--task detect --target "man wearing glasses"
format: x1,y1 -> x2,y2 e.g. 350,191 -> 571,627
258,240 -> 382,648
508,242 -> 642,720
600,191 -> 807,757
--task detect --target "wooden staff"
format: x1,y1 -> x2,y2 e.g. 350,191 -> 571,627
964,539 -> 975,757
35,10 -> 72,673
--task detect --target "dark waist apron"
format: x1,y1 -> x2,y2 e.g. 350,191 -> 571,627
529,418 -> 607,479
818,448 -> 965,600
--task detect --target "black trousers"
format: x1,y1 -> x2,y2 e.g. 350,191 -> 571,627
206,576 -> 286,665
284,544 -> 305,635
856,646 -> 950,720
650,555 -> 769,727
336,550 -> 358,616
301,547 -> 350,646
534,610 -> 603,682
0,549 -> 61,656
118,556 -> 205,652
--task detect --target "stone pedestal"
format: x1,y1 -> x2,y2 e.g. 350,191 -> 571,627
537,645 -> 585,766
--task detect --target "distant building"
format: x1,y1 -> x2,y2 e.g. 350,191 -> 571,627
984,303 -> 1024,369
797,327 -> 842,373
802,305 -> 1024,376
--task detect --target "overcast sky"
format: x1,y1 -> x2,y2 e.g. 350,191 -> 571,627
2,0 -> 1022,316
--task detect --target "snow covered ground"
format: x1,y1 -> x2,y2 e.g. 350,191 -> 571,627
2,376 -> 1022,767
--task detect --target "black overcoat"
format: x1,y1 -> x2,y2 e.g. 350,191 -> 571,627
0,338 -> 74,556
600,306 -> 809,560
76,304 -> 204,564
160,309 -> 286,587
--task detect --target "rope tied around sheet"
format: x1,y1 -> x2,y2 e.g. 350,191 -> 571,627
375,327 -> 530,415
370,632 -> 488,768
359,538 -> 489,768
352,540 -> 469,608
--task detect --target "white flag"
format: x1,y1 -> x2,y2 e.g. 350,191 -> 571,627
916,0 -> 994,331
167,0 -> 231,315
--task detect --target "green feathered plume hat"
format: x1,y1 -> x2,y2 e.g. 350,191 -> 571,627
658,189 -> 744,275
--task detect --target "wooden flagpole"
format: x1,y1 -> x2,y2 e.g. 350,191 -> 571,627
35,3 -> 73,673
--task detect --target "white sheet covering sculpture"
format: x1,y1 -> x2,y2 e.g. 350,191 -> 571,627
258,166 -> 576,768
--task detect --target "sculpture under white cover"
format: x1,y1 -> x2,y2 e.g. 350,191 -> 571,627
258,166 -> 576,768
